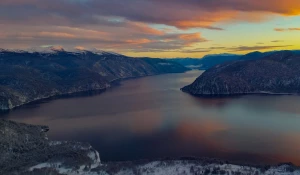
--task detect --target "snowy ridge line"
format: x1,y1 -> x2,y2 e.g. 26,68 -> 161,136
0,46 -> 124,56
28,159 -> 300,175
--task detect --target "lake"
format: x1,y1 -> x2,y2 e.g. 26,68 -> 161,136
2,70 -> 300,165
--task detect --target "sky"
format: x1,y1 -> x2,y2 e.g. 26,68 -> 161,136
0,0 -> 299,58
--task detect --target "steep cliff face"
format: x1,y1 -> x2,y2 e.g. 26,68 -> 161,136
0,50 -> 188,110
182,51 -> 300,96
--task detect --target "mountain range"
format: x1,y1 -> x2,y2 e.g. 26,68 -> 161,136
170,50 -> 300,70
2,47 -> 300,110
0,47 -> 188,110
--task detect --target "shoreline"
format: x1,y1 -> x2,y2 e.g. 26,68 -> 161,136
181,88 -> 299,98
0,72 -> 185,113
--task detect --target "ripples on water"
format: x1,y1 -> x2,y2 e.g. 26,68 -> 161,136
2,70 -> 300,165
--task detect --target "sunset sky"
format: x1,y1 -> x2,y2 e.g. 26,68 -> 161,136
0,0 -> 299,58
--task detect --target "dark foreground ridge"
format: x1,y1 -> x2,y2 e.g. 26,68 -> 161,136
0,49 -> 188,111
182,50 -> 300,96
0,119 -> 100,174
1,119 -> 299,175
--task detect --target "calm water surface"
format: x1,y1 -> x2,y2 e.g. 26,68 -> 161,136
2,70 -> 300,165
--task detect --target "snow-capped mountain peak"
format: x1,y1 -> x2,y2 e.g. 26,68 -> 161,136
0,46 -> 124,56
26,45 -> 65,53
50,45 -> 65,52
89,48 -> 123,56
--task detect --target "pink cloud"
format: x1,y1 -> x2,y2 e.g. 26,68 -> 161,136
38,32 -> 76,38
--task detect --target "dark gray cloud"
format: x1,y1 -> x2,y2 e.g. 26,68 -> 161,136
1,0 -> 300,29
271,40 -> 284,43
226,45 -> 293,52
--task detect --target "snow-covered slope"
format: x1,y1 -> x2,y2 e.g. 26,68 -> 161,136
28,159 -> 300,175
0,46 -> 125,56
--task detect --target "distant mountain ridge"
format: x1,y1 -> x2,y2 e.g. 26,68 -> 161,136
0,46 -> 124,56
169,50 -> 299,70
202,53 -> 239,58
182,50 -> 300,96
0,48 -> 188,110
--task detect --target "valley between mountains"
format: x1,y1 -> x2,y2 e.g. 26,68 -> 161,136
0,48 -> 188,111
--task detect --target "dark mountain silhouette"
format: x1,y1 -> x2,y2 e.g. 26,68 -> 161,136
182,50 -> 300,96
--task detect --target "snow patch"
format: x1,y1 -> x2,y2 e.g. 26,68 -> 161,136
0,46 -> 124,57
29,162 -> 73,174
49,141 -> 63,146
87,150 -> 101,168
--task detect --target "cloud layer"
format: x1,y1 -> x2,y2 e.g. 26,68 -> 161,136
0,0 -> 299,54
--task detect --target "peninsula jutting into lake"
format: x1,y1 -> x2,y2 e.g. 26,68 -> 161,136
182,50 -> 300,96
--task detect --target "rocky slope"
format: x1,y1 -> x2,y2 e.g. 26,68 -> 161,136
0,48 -> 188,110
0,119 -> 100,174
182,50 -> 300,96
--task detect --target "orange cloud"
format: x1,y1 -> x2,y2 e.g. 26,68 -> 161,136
128,22 -> 165,35
173,21 -> 224,30
179,33 -> 202,41
38,32 -> 76,38
288,28 -> 300,31
125,38 -> 152,44
55,27 -> 109,39
274,27 -> 300,32
274,28 -> 285,32
177,33 -> 208,46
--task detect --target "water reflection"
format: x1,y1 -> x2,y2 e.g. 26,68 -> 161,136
2,70 -> 300,165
